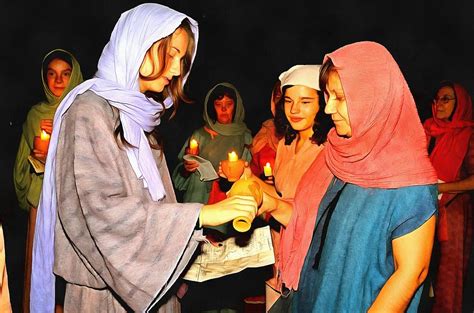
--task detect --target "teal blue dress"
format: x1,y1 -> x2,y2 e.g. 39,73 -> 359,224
292,178 -> 437,313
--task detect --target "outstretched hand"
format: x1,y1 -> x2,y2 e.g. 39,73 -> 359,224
257,191 -> 277,216
257,191 -> 293,227
200,195 -> 257,227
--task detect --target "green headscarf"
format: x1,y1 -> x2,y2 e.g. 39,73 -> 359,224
203,82 -> 250,136
13,49 -> 83,210
173,82 -> 252,206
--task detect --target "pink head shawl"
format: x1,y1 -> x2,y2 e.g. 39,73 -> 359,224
424,83 -> 473,182
324,41 -> 437,188
279,41 -> 438,291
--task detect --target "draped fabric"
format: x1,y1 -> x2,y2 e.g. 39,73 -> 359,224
13,49 -> 83,210
202,82 -> 251,136
13,49 -> 82,312
292,41 -> 438,313
251,119 -> 279,156
264,139 -> 324,297
53,92 -> 203,312
424,83 -> 474,313
324,41 -> 438,188
173,82 -> 252,204
172,83 -> 253,311
278,151 -> 333,291
424,83 -> 473,188
31,4 -> 199,311
266,65 -> 325,305
273,139 -> 323,200
279,65 -> 321,91
293,180 -> 437,313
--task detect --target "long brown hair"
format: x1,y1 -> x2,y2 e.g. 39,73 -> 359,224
274,85 -> 332,146
115,18 -> 196,150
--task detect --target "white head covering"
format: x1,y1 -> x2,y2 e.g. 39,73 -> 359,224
31,4 -> 199,311
279,64 -> 321,91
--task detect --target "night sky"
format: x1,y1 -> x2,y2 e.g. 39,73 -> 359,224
1,0 -> 474,309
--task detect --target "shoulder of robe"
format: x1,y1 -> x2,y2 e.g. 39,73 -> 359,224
66,91 -> 116,123
244,130 -> 253,143
193,127 -> 209,138
25,103 -> 43,124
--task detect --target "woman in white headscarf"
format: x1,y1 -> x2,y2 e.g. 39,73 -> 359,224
222,65 -> 333,311
30,4 -> 258,312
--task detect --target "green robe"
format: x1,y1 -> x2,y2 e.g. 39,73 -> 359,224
13,49 -> 83,210
173,85 -> 254,313
172,82 -> 252,205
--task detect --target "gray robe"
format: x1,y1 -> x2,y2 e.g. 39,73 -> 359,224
53,91 -> 203,312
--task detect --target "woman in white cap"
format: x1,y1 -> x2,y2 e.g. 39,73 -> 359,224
226,64 -> 332,311
264,64 -> 332,310
30,3 -> 258,312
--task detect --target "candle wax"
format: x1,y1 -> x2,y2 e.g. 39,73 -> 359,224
188,139 -> 199,155
263,162 -> 272,177
228,151 -> 238,162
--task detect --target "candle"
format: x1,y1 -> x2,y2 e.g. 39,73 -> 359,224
221,151 -> 245,182
34,130 -> 51,155
228,151 -> 238,162
188,138 -> 199,155
228,179 -> 262,232
263,162 -> 272,177
40,130 -> 50,141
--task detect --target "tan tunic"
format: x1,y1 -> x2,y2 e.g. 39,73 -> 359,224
266,137 -> 324,293
274,138 -> 324,199
54,91 -> 203,312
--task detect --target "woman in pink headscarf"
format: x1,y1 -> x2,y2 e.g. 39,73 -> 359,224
294,41 -> 438,313
258,41 -> 438,313
424,81 -> 474,313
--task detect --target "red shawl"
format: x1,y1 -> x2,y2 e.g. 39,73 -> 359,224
423,83 -> 473,241
424,83 -> 474,183
324,41 -> 437,188
251,119 -> 280,155
279,149 -> 333,290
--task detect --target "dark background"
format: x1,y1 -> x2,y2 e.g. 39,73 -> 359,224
1,0 -> 473,311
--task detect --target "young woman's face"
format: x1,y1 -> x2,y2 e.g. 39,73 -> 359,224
284,85 -> 319,138
46,58 -> 72,97
324,70 -> 352,137
138,27 -> 189,93
434,86 -> 456,120
214,95 -> 235,124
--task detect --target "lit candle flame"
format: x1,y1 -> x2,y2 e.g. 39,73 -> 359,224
263,162 -> 272,177
228,151 -> 238,162
40,130 -> 50,141
188,138 -> 199,155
